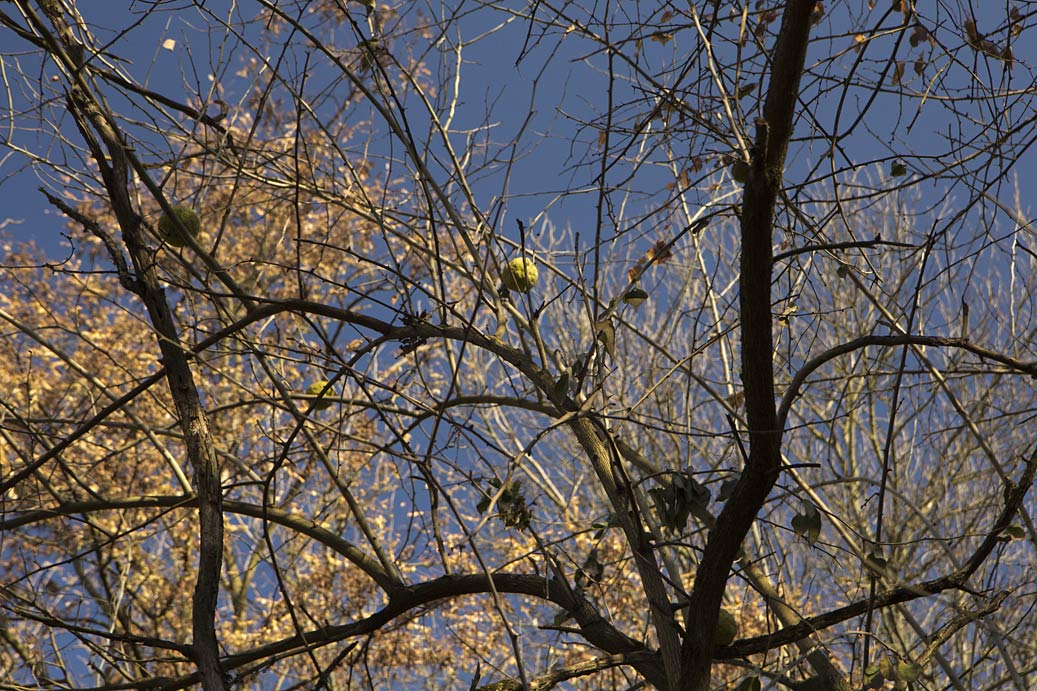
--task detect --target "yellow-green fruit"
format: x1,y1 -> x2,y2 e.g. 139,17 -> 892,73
502,257 -> 538,293
714,608 -> 738,646
157,204 -> 201,247
305,380 -> 335,410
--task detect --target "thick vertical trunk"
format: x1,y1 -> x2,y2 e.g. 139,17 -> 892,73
678,2 -> 816,689
30,1 -> 229,685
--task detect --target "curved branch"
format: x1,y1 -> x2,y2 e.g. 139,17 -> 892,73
772,235 -> 915,262
477,651 -> 661,691
0,588 -> 191,658
94,574 -> 660,691
777,335 -> 1037,431
221,573 -> 661,685
723,452 -> 1036,656
0,496 -> 398,593
1,495 -> 665,689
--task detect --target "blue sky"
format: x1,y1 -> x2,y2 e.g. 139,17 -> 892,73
3,2 -> 1033,267
2,4 -> 1037,689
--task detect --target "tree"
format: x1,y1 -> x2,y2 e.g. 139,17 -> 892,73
1,1 -> 1036,690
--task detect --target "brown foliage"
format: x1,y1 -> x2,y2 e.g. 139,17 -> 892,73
2,2 -> 1037,691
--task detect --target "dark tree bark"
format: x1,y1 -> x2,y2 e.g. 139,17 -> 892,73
26,3 -> 229,687
679,2 -> 816,689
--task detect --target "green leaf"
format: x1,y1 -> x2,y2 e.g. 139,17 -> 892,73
551,372 -> 570,399
879,655 -> 895,681
683,473 -> 711,512
714,608 -> 738,646
1000,524 -> 1025,541
863,664 -> 884,689
593,512 -> 621,539
791,502 -> 822,545
576,549 -> 605,586
736,81 -> 758,99
865,549 -> 888,576
718,474 -> 740,502
897,660 -> 923,682
650,470 -> 710,532
476,479 -> 501,516
477,479 -> 531,531
622,286 -> 649,307
595,318 -> 616,359
476,496 -> 490,515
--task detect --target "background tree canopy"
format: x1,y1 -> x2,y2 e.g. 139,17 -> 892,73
1,2 -> 1036,690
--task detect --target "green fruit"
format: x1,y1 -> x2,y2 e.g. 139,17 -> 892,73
304,380 -> 335,410
730,160 -> 750,184
157,204 -> 201,247
502,257 -> 538,293
714,608 -> 738,646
